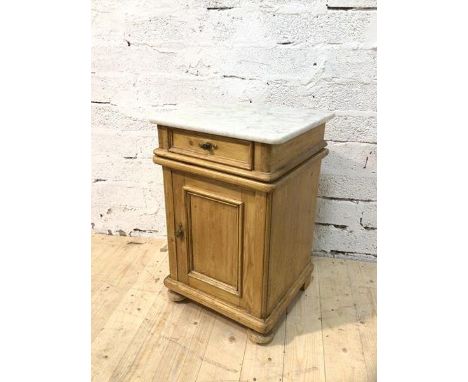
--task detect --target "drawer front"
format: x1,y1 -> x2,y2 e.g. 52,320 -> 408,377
168,129 -> 253,170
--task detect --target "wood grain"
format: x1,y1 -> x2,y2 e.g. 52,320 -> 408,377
347,260 -> 377,382
239,320 -> 286,381
91,234 -> 376,382
283,270 -> 325,382
170,172 -> 261,309
159,145 -> 328,340
156,124 -> 325,182
266,156 -> 322,315
266,123 -> 326,173
195,315 -> 248,381
153,154 -> 274,192
184,186 -> 243,296
168,127 -> 253,170
316,257 -> 370,382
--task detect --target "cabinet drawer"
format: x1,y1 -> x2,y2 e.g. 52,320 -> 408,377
168,129 -> 253,170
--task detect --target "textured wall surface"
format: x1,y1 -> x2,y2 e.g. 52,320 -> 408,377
91,0 -> 377,260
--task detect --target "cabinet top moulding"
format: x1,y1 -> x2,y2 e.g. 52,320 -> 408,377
151,104 -> 334,182
149,104 -> 334,144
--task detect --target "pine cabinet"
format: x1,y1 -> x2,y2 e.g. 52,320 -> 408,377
151,105 -> 334,344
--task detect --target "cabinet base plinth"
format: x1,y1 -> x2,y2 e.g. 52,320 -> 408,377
164,261 -> 313,336
301,263 -> 314,291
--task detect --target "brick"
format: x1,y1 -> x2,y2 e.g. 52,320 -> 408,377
92,103 -> 155,132
174,44 -> 375,83
205,0 -> 240,8
316,198 -> 376,230
316,198 -> 361,227
92,128 -> 156,159
308,79 -> 377,111
318,172 -> 376,200
92,5 -> 126,47
325,112 -> 377,142
361,201 -> 377,228
323,142 -> 377,173
91,72 -> 133,104
245,0 -> 327,11
92,156 -> 162,184
91,45 -> 184,75
323,47 -> 376,83
265,10 -> 377,46
122,7 -> 377,48
327,0 -> 377,8
92,72 -> 224,109
180,46 -> 323,81
264,79 -> 376,112
313,251 -> 376,262
93,70 -> 376,114
313,224 -> 377,254
124,15 -> 194,45
92,205 -> 166,236
92,181 -> 151,209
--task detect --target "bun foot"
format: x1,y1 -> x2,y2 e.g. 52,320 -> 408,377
167,289 -> 187,302
247,329 -> 274,345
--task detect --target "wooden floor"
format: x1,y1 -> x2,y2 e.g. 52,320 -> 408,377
92,234 -> 376,382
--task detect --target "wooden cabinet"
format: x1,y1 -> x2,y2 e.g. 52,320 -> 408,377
152,106 -> 333,344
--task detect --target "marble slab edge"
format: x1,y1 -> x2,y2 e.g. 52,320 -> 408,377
149,113 -> 335,145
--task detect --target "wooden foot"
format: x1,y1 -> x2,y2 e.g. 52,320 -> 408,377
247,329 -> 274,345
301,272 -> 312,291
167,289 -> 187,302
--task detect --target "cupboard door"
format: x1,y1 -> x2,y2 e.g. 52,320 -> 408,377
171,172 -> 264,309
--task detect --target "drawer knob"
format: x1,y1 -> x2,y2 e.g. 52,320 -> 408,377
175,224 -> 184,239
199,142 -> 217,151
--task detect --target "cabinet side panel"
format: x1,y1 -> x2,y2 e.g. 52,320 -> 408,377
269,124 -> 325,173
162,167 -> 177,280
266,159 -> 322,315
240,191 -> 268,318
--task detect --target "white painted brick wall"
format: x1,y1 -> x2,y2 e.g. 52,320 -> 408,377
91,0 -> 377,260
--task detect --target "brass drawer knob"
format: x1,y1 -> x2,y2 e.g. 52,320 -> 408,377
199,142 -> 217,151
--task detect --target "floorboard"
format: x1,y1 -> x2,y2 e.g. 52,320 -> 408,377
91,234 -> 377,382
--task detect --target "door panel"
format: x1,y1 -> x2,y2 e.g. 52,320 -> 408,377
171,171 -> 266,313
185,187 -> 243,296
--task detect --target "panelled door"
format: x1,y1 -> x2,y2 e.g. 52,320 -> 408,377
171,171 -> 265,311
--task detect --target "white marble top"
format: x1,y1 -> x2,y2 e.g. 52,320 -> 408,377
149,104 -> 334,144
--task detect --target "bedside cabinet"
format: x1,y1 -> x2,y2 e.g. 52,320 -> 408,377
151,105 -> 334,344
